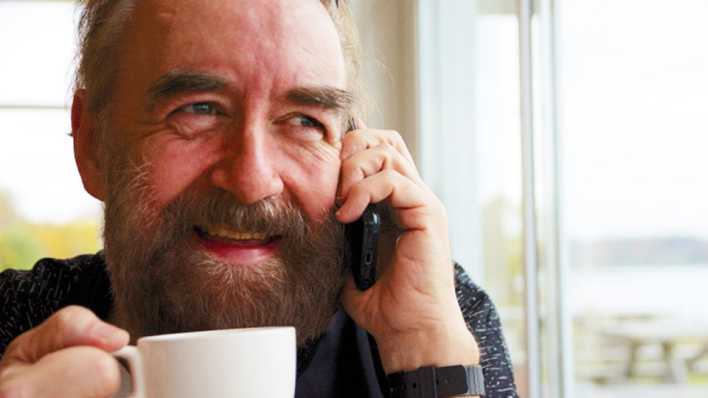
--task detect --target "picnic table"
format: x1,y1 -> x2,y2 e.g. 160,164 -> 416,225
600,318 -> 708,383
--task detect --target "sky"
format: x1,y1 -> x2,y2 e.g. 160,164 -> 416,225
1,0 -> 708,240
557,0 -> 708,239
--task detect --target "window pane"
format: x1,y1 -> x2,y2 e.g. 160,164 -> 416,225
559,0 -> 708,396
0,109 -> 101,223
474,11 -> 527,383
417,2 -> 528,393
0,109 -> 102,270
0,1 -> 78,106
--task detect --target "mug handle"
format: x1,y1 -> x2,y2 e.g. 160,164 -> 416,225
113,346 -> 146,398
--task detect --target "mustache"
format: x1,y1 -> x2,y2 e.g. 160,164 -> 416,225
162,189 -> 313,241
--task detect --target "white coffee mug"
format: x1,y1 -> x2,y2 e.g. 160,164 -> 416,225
112,327 -> 296,398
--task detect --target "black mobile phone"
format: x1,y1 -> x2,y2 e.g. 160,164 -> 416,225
345,204 -> 381,290
343,119 -> 381,290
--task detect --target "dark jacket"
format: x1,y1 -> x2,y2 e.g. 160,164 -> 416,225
0,253 -> 518,397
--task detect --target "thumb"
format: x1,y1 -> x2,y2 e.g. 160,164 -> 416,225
340,274 -> 372,328
5,306 -> 129,364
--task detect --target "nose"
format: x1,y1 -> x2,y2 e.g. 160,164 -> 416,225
209,122 -> 284,205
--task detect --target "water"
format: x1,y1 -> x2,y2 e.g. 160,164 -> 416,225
571,264 -> 708,319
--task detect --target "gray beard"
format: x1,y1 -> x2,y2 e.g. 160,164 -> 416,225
102,158 -> 346,346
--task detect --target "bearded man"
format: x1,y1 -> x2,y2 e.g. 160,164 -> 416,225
0,0 -> 517,397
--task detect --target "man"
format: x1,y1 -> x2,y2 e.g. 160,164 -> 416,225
0,0 -> 517,397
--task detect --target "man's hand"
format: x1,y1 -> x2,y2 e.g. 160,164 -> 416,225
0,306 -> 129,398
337,123 -> 480,374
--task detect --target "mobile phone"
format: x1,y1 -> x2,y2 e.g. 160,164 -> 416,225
345,204 -> 381,290
343,119 -> 381,291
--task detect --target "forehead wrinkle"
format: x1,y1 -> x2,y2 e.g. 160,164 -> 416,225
123,0 -> 347,118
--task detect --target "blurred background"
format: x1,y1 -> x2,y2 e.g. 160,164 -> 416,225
1,1 -> 707,397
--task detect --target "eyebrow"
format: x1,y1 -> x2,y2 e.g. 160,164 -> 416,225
146,70 -> 227,111
286,86 -> 354,114
145,70 -> 354,116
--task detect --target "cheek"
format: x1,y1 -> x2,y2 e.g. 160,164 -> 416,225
279,143 -> 341,223
140,135 -> 220,207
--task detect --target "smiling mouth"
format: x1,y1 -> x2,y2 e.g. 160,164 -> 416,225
193,225 -> 282,264
194,225 -> 281,246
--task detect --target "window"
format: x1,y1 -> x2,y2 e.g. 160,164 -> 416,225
418,0 -> 708,397
559,1 -> 708,396
0,1 -> 101,269
417,0 -> 529,393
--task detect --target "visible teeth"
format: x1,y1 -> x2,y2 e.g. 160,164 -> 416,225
204,226 -> 267,241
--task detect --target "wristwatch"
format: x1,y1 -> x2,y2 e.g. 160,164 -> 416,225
387,365 -> 485,397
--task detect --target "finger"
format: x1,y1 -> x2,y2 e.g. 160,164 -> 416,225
17,346 -> 122,398
340,128 -> 416,165
5,306 -> 129,364
341,128 -> 415,164
338,143 -> 424,201
355,117 -> 367,129
336,169 -> 437,228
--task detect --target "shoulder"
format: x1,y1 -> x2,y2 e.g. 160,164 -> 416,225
453,263 -> 519,397
0,253 -> 111,356
452,262 -> 506,340
1,253 -> 109,305
453,263 -> 499,325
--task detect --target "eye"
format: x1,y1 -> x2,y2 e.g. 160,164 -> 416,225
167,101 -> 225,139
177,102 -> 222,116
287,115 -> 324,129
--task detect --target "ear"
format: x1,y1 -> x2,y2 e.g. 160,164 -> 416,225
72,90 -> 107,201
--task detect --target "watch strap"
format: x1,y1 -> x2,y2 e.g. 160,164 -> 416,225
388,365 -> 485,397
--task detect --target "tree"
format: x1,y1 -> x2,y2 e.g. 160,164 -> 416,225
0,190 -> 101,271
